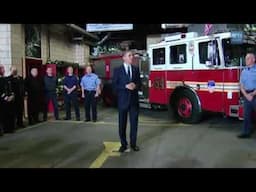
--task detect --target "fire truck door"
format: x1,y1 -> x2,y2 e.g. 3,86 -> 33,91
193,39 -> 224,112
149,47 -> 168,105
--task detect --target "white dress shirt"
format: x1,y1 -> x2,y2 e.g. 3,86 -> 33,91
123,63 -> 132,79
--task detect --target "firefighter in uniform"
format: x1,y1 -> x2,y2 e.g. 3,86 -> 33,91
80,64 -> 101,122
25,68 -> 44,125
0,65 -> 15,133
63,66 -> 80,121
9,66 -> 26,128
238,53 -> 256,138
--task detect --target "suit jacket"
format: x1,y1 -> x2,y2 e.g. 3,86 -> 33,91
113,64 -> 141,110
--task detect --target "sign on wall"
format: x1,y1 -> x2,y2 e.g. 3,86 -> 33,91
86,24 -> 133,32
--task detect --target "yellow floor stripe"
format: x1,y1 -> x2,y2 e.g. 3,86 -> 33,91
89,142 -> 121,168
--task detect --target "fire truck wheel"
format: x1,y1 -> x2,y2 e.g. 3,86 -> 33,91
174,89 -> 202,124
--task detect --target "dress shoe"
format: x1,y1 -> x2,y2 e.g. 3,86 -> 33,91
5,130 -> 15,134
76,118 -> 81,121
237,134 -> 251,139
29,122 -> 35,126
93,120 -> 97,123
84,119 -> 90,122
131,146 -> 140,151
118,146 -> 130,153
63,118 -> 71,120
18,124 -> 26,128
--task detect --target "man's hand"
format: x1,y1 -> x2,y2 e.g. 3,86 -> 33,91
130,83 -> 136,90
251,90 -> 256,96
81,93 -> 85,98
126,83 -> 136,90
6,95 -> 14,102
246,94 -> 253,102
67,89 -> 72,94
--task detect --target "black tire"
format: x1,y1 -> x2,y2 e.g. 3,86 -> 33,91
172,89 -> 202,124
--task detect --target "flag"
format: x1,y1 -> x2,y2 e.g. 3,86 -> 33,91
204,24 -> 213,35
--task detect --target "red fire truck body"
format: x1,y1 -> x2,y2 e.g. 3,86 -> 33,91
148,31 -> 256,123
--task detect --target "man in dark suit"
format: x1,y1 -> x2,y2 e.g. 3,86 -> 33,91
113,50 -> 141,153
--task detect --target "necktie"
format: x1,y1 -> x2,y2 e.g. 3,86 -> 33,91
127,65 -> 131,79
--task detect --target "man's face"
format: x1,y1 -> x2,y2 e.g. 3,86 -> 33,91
46,67 -> 53,76
86,66 -> 92,74
123,51 -> 134,65
67,67 -> 73,75
245,54 -> 255,66
11,67 -> 18,76
31,68 -> 38,77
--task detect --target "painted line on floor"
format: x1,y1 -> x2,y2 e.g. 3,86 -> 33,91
89,141 -> 121,168
16,122 -> 48,133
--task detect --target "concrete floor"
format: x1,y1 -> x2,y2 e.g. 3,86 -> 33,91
0,105 -> 255,168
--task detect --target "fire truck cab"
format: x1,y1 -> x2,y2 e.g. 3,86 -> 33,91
146,31 -> 256,123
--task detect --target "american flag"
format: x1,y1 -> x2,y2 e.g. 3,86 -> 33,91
204,24 -> 213,35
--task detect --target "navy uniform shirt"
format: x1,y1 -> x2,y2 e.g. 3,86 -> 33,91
80,73 -> 101,91
44,75 -> 57,93
240,64 -> 256,91
63,75 -> 78,94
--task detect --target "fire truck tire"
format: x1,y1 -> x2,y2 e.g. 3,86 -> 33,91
173,89 -> 202,124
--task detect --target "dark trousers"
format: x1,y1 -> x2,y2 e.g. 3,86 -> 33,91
0,105 -> 4,134
84,90 -> 97,121
14,98 -> 24,126
64,93 -> 80,119
28,95 -> 40,124
118,105 -> 139,147
2,102 -> 15,133
43,92 -> 59,120
241,97 -> 256,135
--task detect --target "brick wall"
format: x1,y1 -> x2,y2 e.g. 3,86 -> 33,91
0,24 -> 11,76
1,24 -> 90,77
11,24 -> 25,76
42,24 -> 90,66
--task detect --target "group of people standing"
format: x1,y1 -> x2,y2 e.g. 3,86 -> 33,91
0,51 -> 141,153
0,65 -> 25,135
0,64 -> 102,137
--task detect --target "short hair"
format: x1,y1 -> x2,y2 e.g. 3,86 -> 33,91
246,52 -> 255,57
123,50 -> 133,57
31,67 -> 38,71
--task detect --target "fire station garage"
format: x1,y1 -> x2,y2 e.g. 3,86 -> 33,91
0,24 -> 256,168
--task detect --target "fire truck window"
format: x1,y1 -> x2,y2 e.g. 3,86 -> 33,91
170,44 -> 187,64
199,41 -> 220,65
152,48 -> 165,65
94,60 -> 106,78
110,58 -> 123,78
222,38 -> 256,67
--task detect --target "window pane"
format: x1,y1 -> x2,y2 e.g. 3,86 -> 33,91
199,40 -> 220,65
222,38 -> 256,67
170,44 -> 187,64
153,48 -> 165,65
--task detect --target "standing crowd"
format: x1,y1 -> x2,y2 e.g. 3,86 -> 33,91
0,64 -> 101,137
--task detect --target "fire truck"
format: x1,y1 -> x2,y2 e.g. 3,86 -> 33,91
92,31 -> 256,123
147,31 -> 256,123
